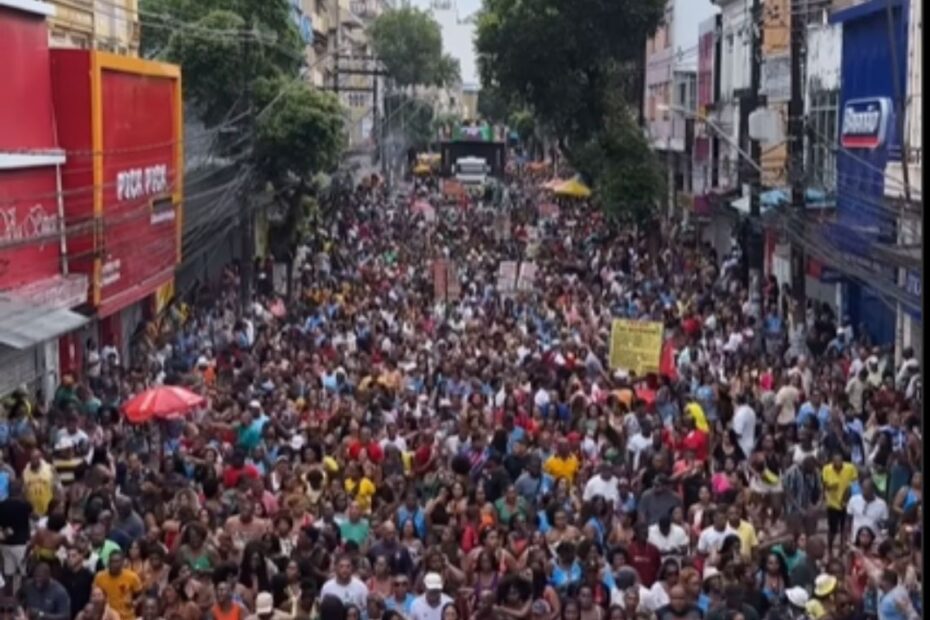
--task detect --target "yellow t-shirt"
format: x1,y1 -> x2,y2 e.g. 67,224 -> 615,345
94,569 -> 143,620
345,477 -> 376,512
22,462 -> 55,516
822,462 -> 858,510
735,519 -> 759,558
544,455 -> 580,483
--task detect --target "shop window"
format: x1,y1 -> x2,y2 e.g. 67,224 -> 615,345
806,89 -> 838,191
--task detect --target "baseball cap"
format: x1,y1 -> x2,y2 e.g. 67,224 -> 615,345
255,592 -> 274,615
423,572 -> 443,591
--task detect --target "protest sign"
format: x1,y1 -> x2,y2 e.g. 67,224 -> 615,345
608,319 -> 664,375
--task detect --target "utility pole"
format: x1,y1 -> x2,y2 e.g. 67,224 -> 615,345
788,0 -> 806,323
239,33 -> 254,311
744,0 -> 763,319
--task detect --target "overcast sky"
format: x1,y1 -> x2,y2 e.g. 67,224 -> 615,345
409,0 -> 482,86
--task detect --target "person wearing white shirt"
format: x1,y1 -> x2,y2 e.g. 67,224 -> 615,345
647,518 -> 689,556
610,567 -> 659,612
731,396 -> 757,457
583,463 -> 620,506
320,556 -> 369,609
696,511 -> 738,557
409,573 -> 453,620
846,478 -> 889,541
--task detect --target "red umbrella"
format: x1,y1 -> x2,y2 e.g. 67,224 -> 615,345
121,385 -> 205,424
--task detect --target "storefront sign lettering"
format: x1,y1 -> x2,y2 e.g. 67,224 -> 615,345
840,98 -> 891,149
0,205 -> 59,243
116,164 -> 169,201
102,258 -> 122,286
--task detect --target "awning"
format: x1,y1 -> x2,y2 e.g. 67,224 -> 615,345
0,296 -> 89,350
730,187 -> 834,215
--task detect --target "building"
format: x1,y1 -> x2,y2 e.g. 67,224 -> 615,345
301,0 -> 335,88
645,0 -> 718,220
883,0 -> 921,356
0,0 -> 181,398
46,0 -> 140,55
822,0 -> 910,345
461,84 -> 479,121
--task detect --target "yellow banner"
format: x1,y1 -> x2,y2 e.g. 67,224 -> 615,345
609,319 -> 664,374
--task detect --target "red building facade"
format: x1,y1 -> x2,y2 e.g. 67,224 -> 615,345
0,0 -> 183,393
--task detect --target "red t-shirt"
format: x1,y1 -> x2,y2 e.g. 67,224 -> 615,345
223,464 -> 260,489
679,429 -> 709,463
347,440 -> 384,464
627,540 -> 661,587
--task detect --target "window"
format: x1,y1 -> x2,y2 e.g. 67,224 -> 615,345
806,89 -> 839,191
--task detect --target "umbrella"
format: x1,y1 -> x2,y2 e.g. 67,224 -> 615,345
121,385 -> 206,424
554,177 -> 592,199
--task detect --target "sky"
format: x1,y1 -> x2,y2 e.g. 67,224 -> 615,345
409,0 -> 482,87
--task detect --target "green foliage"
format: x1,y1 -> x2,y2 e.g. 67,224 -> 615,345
146,0 -> 347,234
508,109 -> 535,143
253,76 -> 347,183
165,11 -> 250,126
476,83 -> 516,123
572,100 -> 665,223
476,0 -> 665,221
369,7 -> 461,87
476,0 -> 662,144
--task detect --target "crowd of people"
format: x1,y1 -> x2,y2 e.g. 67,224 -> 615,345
0,169 -> 922,620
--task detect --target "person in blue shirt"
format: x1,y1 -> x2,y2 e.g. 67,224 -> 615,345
384,574 -> 416,616
797,390 -> 831,429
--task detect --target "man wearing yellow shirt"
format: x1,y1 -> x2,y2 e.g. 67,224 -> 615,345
822,451 -> 857,558
93,551 -> 142,620
544,439 -> 580,484
22,449 -> 55,517
726,504 -> 759,560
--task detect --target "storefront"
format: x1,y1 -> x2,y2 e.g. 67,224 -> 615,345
829,0 -> 909,345
50,50 -> 183,365
0,0 -> 90,397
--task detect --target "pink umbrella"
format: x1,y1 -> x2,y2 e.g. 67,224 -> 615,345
121,385 -> 205,424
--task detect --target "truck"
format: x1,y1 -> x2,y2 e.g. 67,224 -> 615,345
453,156 -> 490,188
439,139 -> 506,178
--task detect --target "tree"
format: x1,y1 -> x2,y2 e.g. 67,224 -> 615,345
253,76 -> 346,185
369,7 -> 460,88
571,99 -> 665,224
475,0 -> 665,220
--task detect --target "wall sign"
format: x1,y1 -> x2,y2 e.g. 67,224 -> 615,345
840,97 -> 892,149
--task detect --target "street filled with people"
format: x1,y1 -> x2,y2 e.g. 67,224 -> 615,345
0,170 -> 922,620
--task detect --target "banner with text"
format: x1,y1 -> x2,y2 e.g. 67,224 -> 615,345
609,319 -> 664,375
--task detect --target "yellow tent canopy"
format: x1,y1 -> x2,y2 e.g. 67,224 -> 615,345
554,177 -> 592,199
413,163 -> 432,176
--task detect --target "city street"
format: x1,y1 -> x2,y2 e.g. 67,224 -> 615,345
0,1 -> 922,620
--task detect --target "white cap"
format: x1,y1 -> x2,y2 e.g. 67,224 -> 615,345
786,587 -> 809,608
196,356 -> 209,368
255,592 -> 274,615
702,566 -> 721,582
290,435 -> 305,451
423,572 -> 443,591
248,400 -> 262,410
